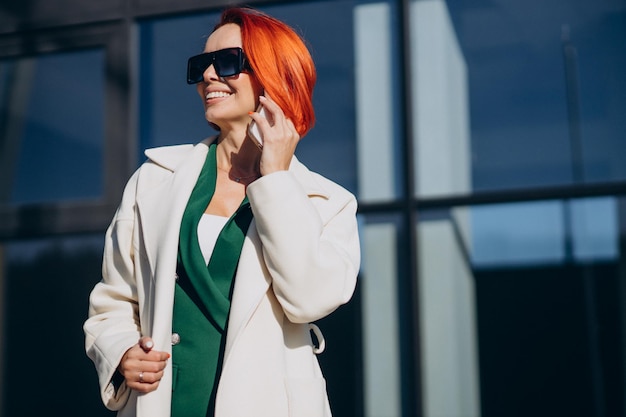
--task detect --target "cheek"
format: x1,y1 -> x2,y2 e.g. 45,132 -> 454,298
248,83 -> 264,110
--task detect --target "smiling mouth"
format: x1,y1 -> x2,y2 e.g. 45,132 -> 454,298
205,91 -> 231,100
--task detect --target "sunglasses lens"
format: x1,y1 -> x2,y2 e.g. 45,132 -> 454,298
186,48 -> 247,84
214,48 -> 243,77
187,54 -> 211,84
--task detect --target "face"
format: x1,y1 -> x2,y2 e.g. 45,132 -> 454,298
197,23 -> 263,131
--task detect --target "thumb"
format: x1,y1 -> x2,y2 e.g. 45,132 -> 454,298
139,336 -> 155,352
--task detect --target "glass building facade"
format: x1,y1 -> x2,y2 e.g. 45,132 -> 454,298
1,0 -> 625,416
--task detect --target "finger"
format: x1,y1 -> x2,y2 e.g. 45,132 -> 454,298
118,344 -> 144,374
142,349 -> 171,362
118,347 -> 169,379
260,92 -> 273,106
125,368 -> 165,393
138,357 -> 169,373
272,116 -> 298,143
284,119 -> 300,143
130,378 -> 161,393
249,110 -> 271,130
137,369 -> 165,385
259,95 -> 283,121
139,336 -> 154,352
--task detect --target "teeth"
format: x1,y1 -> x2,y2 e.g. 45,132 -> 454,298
206,91 -> 231,99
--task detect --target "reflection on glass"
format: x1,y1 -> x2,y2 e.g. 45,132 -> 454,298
0,235 -> 108,416
570,197 -> 618,261
360,216 -> 401,417
411,0 -> 472,198
461,196 -> 625,416
0,50 -> 104,205
355,2 -> 401,202
470,197 -> 617,267
440,0 -> 626,190
472,200 -> 566,266
417,208 -> 481,417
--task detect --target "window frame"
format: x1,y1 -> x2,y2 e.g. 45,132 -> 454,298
0,22 -> 133,239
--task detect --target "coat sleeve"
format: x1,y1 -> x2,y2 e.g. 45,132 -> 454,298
246,170 -> 360,324
83,169 -> 143,410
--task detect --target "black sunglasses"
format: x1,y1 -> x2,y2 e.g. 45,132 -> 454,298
186,47 -> 251,84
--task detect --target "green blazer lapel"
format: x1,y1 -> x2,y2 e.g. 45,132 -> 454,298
177,142 -> 253,331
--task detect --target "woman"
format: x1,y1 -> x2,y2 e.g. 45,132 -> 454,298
84,7 -> 360,417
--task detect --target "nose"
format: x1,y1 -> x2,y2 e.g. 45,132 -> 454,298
202,63 -> 219,82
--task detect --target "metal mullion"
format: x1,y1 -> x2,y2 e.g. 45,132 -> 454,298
413,181 -> 626,211
104,19 -> 135,205
356,181 -> 626,217
397,0 -> 421,416
0,201 -> 119,241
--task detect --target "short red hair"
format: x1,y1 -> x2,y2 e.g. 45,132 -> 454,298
215,8 -> 316,137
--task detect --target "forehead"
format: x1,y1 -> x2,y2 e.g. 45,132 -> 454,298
204,23 -> 242,52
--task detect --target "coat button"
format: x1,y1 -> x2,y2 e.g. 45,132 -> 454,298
171,333 -> 180,345
174,273 -> 179,281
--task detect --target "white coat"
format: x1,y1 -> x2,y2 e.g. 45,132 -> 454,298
84,138 -> 360,417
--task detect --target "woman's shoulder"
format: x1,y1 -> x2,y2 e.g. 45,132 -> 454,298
290,157 -> 355,203
121,138 -> 213,197
143,137 -> 213,172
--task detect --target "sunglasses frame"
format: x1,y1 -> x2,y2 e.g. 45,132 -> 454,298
186,47 -> 251,84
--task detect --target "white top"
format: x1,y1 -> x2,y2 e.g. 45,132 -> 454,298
197,213 -> 230,265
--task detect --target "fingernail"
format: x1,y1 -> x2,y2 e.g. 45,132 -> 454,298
248,111 -> 253,115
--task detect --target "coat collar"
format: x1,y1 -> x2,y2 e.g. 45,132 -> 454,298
143,136 -> 330,199
136,136 -> 331,279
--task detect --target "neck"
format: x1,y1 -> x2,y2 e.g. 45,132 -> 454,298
215,132 -> 261,180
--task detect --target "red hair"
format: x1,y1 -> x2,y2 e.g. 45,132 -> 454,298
215,7 -> 316,137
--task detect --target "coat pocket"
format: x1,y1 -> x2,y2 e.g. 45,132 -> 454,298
285,377 -> 330,417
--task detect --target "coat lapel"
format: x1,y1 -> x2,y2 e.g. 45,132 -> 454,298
135,140 -> 211,340
223,222 -> 270,358
223,157 -> 330,361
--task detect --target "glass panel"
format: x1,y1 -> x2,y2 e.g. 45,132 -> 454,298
360,214 -> 402,417
417,208 -> 480,416
412,0 -> 626,194
471,200 -> 566,266
570,197 -> 619,261
354,1 -> 403,202
0,49 -> 104,205
419,196 -> 626,416
411,0 -> 472,198
470,197 -> 618,267
0,235 -> 108,416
